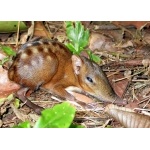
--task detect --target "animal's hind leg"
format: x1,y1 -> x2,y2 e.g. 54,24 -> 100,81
16,87 -> 44,115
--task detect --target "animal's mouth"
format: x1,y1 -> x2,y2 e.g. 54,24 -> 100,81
65,86 -> 94,103
65,86 -> 127,106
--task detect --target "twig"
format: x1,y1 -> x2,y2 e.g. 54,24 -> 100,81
143,99 -> 150,109
16,21 -> 20,46
138,96 -> 150,105
132,87 -> 139,101
113,69 -> 145,82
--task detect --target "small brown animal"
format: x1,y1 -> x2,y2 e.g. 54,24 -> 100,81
8,38 -> 126,114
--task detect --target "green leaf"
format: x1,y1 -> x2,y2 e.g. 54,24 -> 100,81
13,98 -> 20,108
65,43 -> 76,53
0,94 -> 14,105
0,21 -> 28,33
14,121 -> 31,128
67,27 -> 77,43
87,50 -> 101,63
65,21 -> 73,29
65,21 -> 89,55
105,125 -> 113,128
1,45 -> 16,56
90,54 -> 101,63
70,124 -> 85,128
34,102 -> 76,128
0,57 -> 10,65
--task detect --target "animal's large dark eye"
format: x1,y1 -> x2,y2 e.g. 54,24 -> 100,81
86,76 -> 93,83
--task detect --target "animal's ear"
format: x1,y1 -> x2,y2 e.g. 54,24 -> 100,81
71,55 -> 83,75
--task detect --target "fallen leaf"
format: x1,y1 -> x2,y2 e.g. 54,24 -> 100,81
0,120 -> 2,127
143,32 -> 150,44
34,21 -> 52,38
107,72 -> 129,98
53,31 -> 67,43
19,32 -> 28,44
0,21 -> 28,33
126,101 -> 139,109
115,40 -> 133,48
0,66 -> 20,98
0,33 -> 11,42
105,104 -> 150,128
0,52 -> 6,60
142,59 -> 150,68
124,70 -> 132,81
89,32 -> 117,51
112,21 -> 150,30
10,103 -> 28,122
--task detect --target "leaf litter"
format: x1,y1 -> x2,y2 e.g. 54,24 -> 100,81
0,21 -> 150,128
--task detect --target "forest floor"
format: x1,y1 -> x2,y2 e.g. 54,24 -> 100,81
0,21 -> 150,128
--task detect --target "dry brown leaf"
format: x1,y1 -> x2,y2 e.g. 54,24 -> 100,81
115,40 -> 133,48
107,72 -> 129,98
112,21 -> 150,30
6,33 -> 17,43
105,104 -> 150,128
0,52 -> 6,60
53,32 -> 67,43
124,70 -> 132,81
89,32 -> 117,51
142,59 -> 150,68
0,94 -> 14,116
10,103 -> 27,122
0,66 -> 20,98
34,21 -> 51,38
143,32 -> 150,44
0,120 -> 2,127
126,101 -> 139,109
10,103 -> 39,126
19,32 -> 28,44
0,33 -> 11,42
